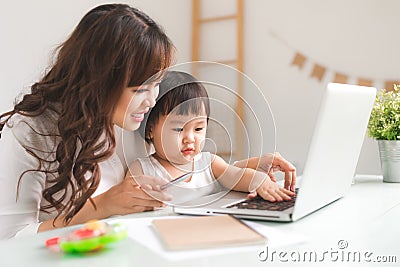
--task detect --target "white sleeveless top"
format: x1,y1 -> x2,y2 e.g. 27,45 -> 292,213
136,152 -> 221,205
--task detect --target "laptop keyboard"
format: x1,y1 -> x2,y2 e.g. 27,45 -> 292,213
226,189 -> 299,211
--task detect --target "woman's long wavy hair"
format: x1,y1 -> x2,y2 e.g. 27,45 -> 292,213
0,4 -> 174,224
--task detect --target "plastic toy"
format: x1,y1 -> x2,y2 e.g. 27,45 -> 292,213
45,220 -> 127,253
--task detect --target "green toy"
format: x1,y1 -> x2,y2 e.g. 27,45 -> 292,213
45,220 -> 127,253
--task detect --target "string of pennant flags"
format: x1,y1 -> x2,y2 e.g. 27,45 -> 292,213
269,31 -> 399,91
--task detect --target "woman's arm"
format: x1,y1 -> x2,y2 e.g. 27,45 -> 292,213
38,174 -> 166,232
39,160 -> 173,233
0,122 -> 46,238
0,121 -> 171,236
233,153 -> 296,191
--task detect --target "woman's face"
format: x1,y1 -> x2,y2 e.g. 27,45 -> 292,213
113,83 -> 159,131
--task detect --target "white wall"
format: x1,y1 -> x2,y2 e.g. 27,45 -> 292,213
243,0 -> 399,175
0,0 -> 191,111
1,0 -> 398,175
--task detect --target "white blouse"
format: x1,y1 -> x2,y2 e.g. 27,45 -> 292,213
136,152 -> 221,205
0,110 -> 149,239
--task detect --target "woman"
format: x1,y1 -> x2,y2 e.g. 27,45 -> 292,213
0,3 -> 174,239
0,3 -> 296,239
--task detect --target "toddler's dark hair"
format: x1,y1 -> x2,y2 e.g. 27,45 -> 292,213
140,71 -> 210,143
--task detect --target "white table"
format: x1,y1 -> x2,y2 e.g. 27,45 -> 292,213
0,175 -> 399,267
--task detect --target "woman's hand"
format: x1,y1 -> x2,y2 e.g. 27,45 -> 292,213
39,175 -> 172,232
94,175 -> 172,217
256,152 -> 296,192
249,178 -> 295,202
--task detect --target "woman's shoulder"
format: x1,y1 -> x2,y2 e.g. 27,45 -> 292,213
5,109 -> 60,150
7,108 -> 59,133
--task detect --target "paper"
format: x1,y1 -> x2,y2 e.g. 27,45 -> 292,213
112,216 -> 308,261
152,215 -> 266,250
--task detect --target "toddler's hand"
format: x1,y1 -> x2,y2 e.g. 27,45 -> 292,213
251,179 -> 295,202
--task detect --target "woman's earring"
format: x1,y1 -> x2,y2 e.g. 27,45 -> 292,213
147,131 -> 154,141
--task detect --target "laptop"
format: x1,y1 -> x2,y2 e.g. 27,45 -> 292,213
174,83 -> 377,222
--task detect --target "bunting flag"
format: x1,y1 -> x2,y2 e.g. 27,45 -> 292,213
310,64 -> 326,81
291,52 -> 306,69
385,80 -> 400,92
357,78 -> 374,87
333,72 -> 348,84
269,30 -> 399,90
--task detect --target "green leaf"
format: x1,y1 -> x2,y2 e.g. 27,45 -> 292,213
367,84 -> 400,140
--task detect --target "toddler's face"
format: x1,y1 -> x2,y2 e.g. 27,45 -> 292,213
152,111 -> 207,166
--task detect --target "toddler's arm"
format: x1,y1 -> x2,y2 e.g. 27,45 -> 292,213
211,155 -> 294,202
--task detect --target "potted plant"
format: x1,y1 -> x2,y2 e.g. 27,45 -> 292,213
367,84 -> 400,182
